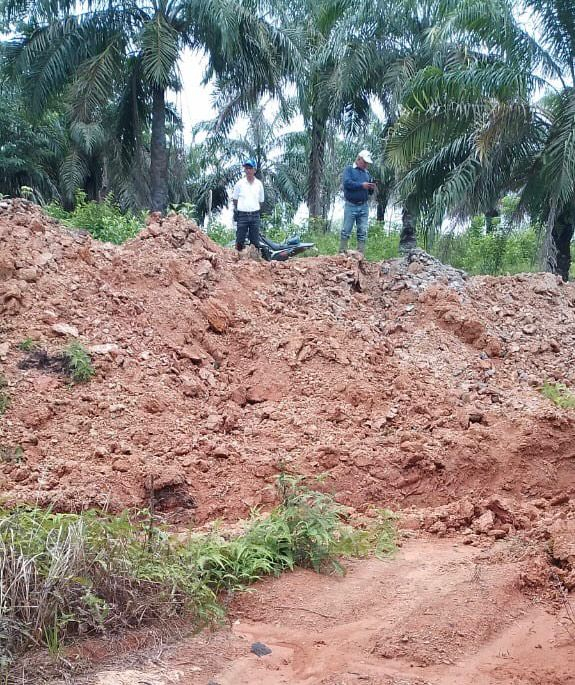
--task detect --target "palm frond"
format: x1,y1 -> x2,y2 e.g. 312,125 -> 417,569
141,12 -> 180,88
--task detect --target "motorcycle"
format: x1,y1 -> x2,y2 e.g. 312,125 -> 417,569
257,233 -> 316,261
227,232 -> 316,261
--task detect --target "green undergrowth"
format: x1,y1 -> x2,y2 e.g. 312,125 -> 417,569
539,382 -> 575,409
45,191 -> 144,244
0,475 -> 396,671
16,338 -> 39,352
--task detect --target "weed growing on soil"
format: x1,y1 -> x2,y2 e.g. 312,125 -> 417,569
0,507 -> 219,671
16,338 -> 39,352
0,375 -> 10,415
0,445 -> 23,464
63,342 -> 95,383
539,382 -> 575,409
0,479 -> 396,670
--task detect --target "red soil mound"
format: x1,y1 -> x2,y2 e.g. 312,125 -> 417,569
1,200 -> 574,571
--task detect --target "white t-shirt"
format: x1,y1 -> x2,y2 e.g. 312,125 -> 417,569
232,177 -> 264,212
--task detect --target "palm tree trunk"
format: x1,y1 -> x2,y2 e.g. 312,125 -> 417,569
399,201 -> 418,253
376,181 -> 392,223
307,112 -> 326,220
150,87 -> 169,214
485,207 -> 499,234
551,205 -> 575,281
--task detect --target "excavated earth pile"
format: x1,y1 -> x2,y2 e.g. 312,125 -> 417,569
1,200 -> 575,683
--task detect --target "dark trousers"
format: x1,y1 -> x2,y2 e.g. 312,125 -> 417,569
236,211 -> 261,250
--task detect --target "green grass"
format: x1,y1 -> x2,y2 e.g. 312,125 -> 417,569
63,342 -> 95,383
16,338 -> 39,352
42,198 -> 545,277
0,475 -> 395,671
41,197 -> 544,278
207,214 -> 542,275
539,382 -> 575,409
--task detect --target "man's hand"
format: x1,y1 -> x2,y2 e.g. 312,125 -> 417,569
362,182 -> 376,190
233,209 -> 239,223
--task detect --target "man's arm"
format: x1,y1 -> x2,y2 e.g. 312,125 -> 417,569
368,173 -> 375,195
232,182 -> 240,219
259,180 -> 265,210
232,180 -> 241,203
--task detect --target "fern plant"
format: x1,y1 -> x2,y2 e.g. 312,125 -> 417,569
0,482 -> 396,670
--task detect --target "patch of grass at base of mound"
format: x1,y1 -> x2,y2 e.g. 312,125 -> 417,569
0,475 -> 396,671
539,382 -> 575,409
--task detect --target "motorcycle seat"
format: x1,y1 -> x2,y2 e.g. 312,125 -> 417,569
259,236 -> 288,251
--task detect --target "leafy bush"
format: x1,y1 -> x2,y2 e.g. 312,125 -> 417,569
0,508 -> 219,669
0,477 -> 396,669
433,220 -> 539,275
540,382 -> 575,409
186,474 -> 396,591
168,202 -> 197,220
45,191 -> 144,244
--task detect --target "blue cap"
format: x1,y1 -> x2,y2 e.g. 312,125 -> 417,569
243,158 -> 257,168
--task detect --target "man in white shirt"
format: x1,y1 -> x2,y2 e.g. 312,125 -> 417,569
232,159 -> 265,252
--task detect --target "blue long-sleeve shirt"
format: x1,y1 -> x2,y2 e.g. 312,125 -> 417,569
343,165 -> 372,204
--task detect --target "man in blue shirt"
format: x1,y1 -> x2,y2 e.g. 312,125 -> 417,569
340,150 -> 376,255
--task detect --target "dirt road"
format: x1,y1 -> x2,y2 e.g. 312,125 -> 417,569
88,538 -> 575,685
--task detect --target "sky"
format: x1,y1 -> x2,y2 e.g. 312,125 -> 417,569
178,50 -> 217,142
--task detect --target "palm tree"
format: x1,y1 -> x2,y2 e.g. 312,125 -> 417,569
385,0 -> 575,278
381,0 -> 545,252
0,79 -> 61,200
1,0 -> 293,213
188,103 -> 296,220
518,0 -> 575,278
266,0 -> 386,219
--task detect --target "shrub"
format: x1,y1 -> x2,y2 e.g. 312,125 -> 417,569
206,221 -> 235,246
45,192 -> 144,244
0,508 -> 219,670
16,338 -> 39,352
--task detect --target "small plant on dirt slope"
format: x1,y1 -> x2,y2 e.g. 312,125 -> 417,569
16,337 -> 39,352
0,375 -> 10,415
0,480 -> 396,671
539,382 -> 575,409
63,342 -> 95,383
185,474 -> 396,590
0,508 -> 219,672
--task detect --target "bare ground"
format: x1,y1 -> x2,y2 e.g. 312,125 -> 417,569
65,538 -> 575,685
